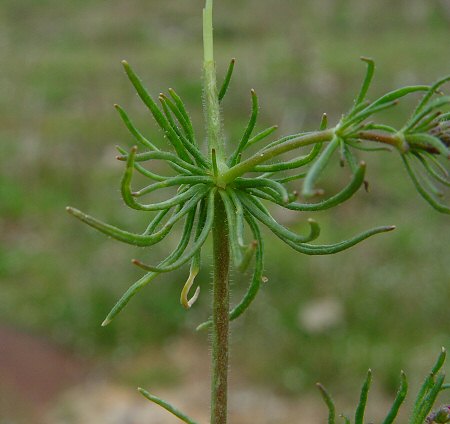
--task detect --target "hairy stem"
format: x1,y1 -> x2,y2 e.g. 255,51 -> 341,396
203,2 -> 230,422
203,0 -> 227,169
211,193 -> 230,424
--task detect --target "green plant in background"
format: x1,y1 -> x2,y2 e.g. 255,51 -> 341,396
66,0 -> 449,422
317,348 -> 450,424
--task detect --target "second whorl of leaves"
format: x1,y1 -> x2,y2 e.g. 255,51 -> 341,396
66,58 -> 450,328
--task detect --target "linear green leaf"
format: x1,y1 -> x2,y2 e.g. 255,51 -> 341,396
138,388 -> 199,424
133,189 -> 215,272
114,104 -> 159,150
404,96 -> 450,132
402,155 -> 450,214
252,143 -> 323,172
275,171 -> 307,183
414,373 -> 445,424
66,206 -> 173,247
382,371 -> 408,424
411,75 -> 450,117
101,208 -> 198,326
228,89 -> 259,166
227,188 -> 245,246
116,145 -> 167,181
219,190 -> 243,267
285,161 -> 365,211
134,176 -> 213,197
235,177 -> 289,204
168,88 -> 196,144
354,57 -> 375,106
133,206 -> 196,273
239,193 -> 321,244
117,149 -> 205,175
280,224 -> 395,255
414,153 -> 450,187
196,212 -> 263,330
317,383 -> 336,424
218,58 -> 235,102
302,136 -> 340,198
229,212 -> 264,320
142,208 -> 171,235
345,139 -> 392,152
411,349 -> 446,423
406,133 -> 450,158
246,125 -> 278,149
342,99 -> 399,130
355,369 -> 372,424
121,60 -> 192,162
159,95 -> 209,168
121,147 -> 209,211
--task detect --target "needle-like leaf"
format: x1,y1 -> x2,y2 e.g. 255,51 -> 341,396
138,388 -> 199,424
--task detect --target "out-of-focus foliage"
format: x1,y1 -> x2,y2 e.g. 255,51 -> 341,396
1,0 -> 449,396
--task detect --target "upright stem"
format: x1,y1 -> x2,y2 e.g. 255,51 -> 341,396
211,194 -> 230,424
203,1 -> 231,423
203,0 -> 227,171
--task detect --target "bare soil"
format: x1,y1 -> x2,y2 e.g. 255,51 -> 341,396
0,327 -> 324,423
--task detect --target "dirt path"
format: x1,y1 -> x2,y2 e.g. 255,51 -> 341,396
0,325 -> 88,422
0,327 -> 336,423
44,337 -> 324,424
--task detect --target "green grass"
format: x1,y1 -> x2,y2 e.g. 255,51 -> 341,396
1,0 -> 449,399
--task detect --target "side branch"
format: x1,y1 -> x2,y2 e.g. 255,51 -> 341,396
219,129 -> 335,184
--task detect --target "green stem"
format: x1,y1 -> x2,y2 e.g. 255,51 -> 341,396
211,193 -> 230,424
203,2 -> 230,422
218,129 -> 406,184
219,129 -> 335,184
203,0 -> 227,170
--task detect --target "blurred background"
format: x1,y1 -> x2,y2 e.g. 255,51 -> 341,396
1,0 -> 449,422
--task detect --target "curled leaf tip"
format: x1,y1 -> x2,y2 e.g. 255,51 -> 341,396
181,267 -> 200,309
101,318 -> 111,327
